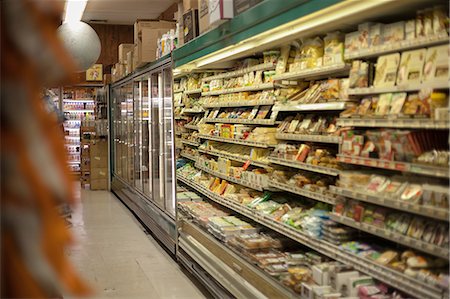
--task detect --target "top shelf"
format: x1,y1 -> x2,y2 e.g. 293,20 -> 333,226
345,35 -> 449,60
272,63 -> 350,82
348,81 -> 449,96
201,62 -> 276,82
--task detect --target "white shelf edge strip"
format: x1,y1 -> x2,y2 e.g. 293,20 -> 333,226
337,155 -> 449,178
330,186 -> 449,221
276,133 -> 341,144
268,157 -> 340,176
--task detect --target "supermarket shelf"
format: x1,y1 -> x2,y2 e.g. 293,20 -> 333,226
272,63 -> 350,81
198,148 -> 270,168
276,133 -> 341,144
269,181 -> 336,205
180,139 -> 200,147
194,162 -> 265,191
201,83 -> 275,96
175,116 -> 189,120
174,103 -> 185,107
348,81 -> 449,95
65,127 -> 80,130
65,144 -> 80,147
272,101 -> 350,112
201,62 -> 276,82
184,124 -> 199,130
65,136 -> 80,139
337,117 -> 450,129
330,186 -> 449,221
199,134 -> 275,148
185,88 -> 202,95
67,161 -> 80,164
176,175 -> 444,299
183,108 -> 205,113
203,99 -> 275,108
174,88 -> 184,93
330,213 -> 449,260
345,35 -> 450,60
337,154 -> 449,178
268,157 -> 340,176
64,109 -> 94,113
204,118 -> 275,125
180,152 -> 198,162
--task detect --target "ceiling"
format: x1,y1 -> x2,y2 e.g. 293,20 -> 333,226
82,0 -> 177,25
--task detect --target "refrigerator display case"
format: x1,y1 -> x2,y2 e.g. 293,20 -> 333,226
110,57 -> 177,253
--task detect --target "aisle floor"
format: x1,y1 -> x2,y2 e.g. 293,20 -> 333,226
67,186 -> 207,299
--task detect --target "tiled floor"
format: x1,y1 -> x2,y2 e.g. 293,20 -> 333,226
66,186 -> 207,299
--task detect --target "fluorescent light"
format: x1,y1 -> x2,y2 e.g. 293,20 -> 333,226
64,0 -> 88,24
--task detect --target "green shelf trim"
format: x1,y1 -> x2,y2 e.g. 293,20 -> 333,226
173,0 -> 342,68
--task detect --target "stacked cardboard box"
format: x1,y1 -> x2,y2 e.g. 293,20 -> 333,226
90,139 -> 108,190
134,20 -> 176,68
80,126 -> 95,188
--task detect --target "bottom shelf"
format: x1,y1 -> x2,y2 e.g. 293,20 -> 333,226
176,175 -> 448,299
178,220 -> 295,299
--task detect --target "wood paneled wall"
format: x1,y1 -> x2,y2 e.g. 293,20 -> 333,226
73,23 -> 133,84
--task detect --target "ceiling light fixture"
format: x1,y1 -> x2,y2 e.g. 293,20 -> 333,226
63,0 -> 89,24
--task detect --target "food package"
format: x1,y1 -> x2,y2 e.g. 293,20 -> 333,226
275,45 -> 291,74
345,31 -> 360,53
423,45 -> 449,84
375,93 -> 392,116
396,49 -> 426,85
405,19 -> 416,40
299,37 -> 324,70
373,53 -> 400,87
369,23 -> 384,47
389,92 -> 407,115
382,21 -> 405,43
358,22 -> 374,49
433,6 -> 448,36
323,31 -> 344,65
349,60 -> 369,88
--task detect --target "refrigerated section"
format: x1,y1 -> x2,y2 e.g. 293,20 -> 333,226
110,58 -> 177,252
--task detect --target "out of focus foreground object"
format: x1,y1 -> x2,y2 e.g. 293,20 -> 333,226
57,21 -> 101,72
1,0 -> 91,297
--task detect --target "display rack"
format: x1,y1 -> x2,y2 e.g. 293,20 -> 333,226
272,63 -> 350,81
201,83 -> 275,96
275,133 -> 341,144
337,117 -> 450,129
272,101 -> 350,112
203,99 -> 275,108
177,175 -> 446,299
199,134 -> 275,148
198,148 -> 269,169
268,156 -> 340,176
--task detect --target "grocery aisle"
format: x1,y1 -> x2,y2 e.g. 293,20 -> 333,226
66,185 -> 207,299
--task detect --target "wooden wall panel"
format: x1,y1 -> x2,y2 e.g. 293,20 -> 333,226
72,23 -> 133,84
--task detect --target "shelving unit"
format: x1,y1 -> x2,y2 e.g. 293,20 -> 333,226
198,134 -> 275,148
275,133 -> 341,144
198,148 -> 269,169
177,175 -> 446,299
194,162 -> 266,191
337,154 -> 449,178
180,139 -> 200,147
180,152 -> 198,162
330,214 -> 449,259
201,83 -> 275,96
330,186 -> 449,221
268,156 -> 340,176
173,2 -> 450,298
272,63 -> 350,81
337,117 -> 450,129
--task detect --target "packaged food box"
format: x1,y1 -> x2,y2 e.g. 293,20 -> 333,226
373,53 -> 400,87
423,45 -> 449,84
396,49 -> 426,85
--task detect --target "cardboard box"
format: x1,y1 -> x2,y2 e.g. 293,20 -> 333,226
183,0 -> 198,11
209,0 -> 233,26
91,178 -> 108,190
233,0 -> 262,15
183,9 -> 199,43
198,0 -> 210,34
126,50 -> 134,73
132,44 -> 138,70
91,167 -> 108,179
90,155 -> 107,168
118,43 -> 134,63
134,20 -> 176,44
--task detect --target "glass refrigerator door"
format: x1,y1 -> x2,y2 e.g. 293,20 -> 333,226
142,77 -> 151,198
120,86 -> 127,180
134,80 -> 142,191
150,72 -> 164,209
162,68 -> 176,216
126,84 -> 134,186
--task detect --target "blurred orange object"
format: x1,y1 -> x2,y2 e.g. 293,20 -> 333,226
1,0 -> 91,297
